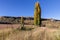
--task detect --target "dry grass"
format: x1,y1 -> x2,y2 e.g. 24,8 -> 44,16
45,28 -> 60,40
5,27 -> 60,40
0,24 -> 60,40
42,21 -> 60,28
0,28 -> 13,40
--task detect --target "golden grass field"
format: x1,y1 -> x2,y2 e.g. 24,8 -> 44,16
0,24 -> 60,40
0,19 -> 60,40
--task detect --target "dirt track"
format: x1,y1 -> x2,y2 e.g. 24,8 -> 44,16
0,24 -> 20,29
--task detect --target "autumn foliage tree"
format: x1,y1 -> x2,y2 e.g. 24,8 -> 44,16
34,2 -> 41,26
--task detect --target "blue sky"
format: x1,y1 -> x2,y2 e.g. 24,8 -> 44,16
0,0 -> 60,20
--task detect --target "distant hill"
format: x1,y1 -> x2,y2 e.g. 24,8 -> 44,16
0,16 -> 34,24
0,16 -> 60,24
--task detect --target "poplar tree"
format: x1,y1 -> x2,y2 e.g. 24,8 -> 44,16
34,2 -> 41,26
